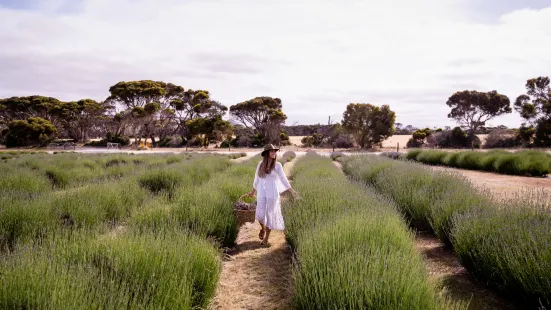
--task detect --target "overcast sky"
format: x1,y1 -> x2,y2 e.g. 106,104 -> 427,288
1,0 -> 550,128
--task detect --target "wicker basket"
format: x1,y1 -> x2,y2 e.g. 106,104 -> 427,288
234,194 -> 256,226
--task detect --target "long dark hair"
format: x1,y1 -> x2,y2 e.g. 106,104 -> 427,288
258,152 -> 276,178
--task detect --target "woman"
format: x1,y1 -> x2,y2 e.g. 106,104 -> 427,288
248,144 -> 296,246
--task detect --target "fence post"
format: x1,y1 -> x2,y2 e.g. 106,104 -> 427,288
397,142 -> 399,152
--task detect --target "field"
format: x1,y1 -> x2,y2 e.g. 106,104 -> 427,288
399,149 -> 551,177
1,151 -> 550,309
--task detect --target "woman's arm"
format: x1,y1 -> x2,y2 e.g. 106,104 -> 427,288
276,162 -> 292,193
249,162 -> 261,197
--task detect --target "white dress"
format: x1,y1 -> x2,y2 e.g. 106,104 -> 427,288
253,161 -> 292,230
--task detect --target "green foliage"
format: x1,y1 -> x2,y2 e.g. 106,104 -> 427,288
229,96 -> 287,145
139,170 -> 185,196
133,157 -> 257,247
3,117 -> 57,147
405,149 -> 423,160
415,150 -> 447,165
514,77 -> 551,147
452,194 -> 551,308
45,167 -> 70,189
343,155 -> 551,307
404,149 -> 551,176
0,229 -> 221,309
446,90 -> 511,136
285,154 -> 448,309
342,103 -> 396,149
185,115 -> 233,144
341,155 -> 488,244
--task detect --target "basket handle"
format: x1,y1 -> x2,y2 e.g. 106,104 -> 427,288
238,194 -> 249,202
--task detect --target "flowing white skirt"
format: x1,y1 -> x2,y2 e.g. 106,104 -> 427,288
255,196 -> 285,230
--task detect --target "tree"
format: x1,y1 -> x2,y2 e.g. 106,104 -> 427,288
51,99 -> 113,142
514,77 -> 551,146
407,128 -> 432,148
172,92 -> 228,143
1,117 -> 57,148
186,116 -> 233,147
446,90 -> 511,139
0,96 -> 65,128
341,103 -> 396,149
229,96 -> 287,145
106,80 -> 186,143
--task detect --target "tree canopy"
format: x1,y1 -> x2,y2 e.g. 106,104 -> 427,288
1,117 -> 57,148
446,90 -> 511,138
229,96 -> 287,144
342,103 -> 396,149
514,76 -> 551,146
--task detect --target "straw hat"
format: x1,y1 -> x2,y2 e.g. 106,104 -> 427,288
261,144 -> 280,156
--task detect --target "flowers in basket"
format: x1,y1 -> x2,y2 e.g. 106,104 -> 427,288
233,196 -> 257,211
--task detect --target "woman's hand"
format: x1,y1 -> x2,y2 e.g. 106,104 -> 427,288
248,189 -> 256,197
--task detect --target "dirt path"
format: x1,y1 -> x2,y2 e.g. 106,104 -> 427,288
209,156 -> 301,310
414,232 -> 518,310
431,166 -> 551,199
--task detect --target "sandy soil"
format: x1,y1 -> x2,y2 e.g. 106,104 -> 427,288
209,156 -> 300,310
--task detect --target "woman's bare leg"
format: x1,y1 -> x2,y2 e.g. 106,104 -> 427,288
259,222 -> 266,240
262,228 -> 271,244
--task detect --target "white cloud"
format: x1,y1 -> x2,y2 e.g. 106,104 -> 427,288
0,0 -> 550,128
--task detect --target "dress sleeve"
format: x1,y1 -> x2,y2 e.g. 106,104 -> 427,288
253,161 -> 261,190
276,162 -> 292,192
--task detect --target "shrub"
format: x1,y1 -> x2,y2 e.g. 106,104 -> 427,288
280,151 -> 296,164
45,168 -> 70,189
416,150 -> 447,165
404,149 -> 551,177
301,136 -> 314,147
451,194 -> 551,307
405,149 -> 423,160
455,152 -> 486,170
3,117 -> 57,148
380,152 -> 402,160
406,138 -> 423,148
483,130 -> 521,148
139,170 -> 185,197
0,229 -> 221,309
0,198 -> 55,252
285,154 -> 446,309
330,151 -> 345,161
343,155 -> 551,306
132,157 -> 257,247
341,156 -> 488,243
0,168 -> 51,198
157,135 -> 184,147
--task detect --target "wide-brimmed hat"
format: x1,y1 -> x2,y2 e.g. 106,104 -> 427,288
261,144 -> 280,156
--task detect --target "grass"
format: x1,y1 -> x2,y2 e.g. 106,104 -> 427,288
0,152 -> 240,309
132,156 -> 260,247
341,155 -> 487,239
341,154 -> 551,307
0,154 -> 232,252
0,227 -> 221,309
404,149 -> 551,176
285,154 -> 452,309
